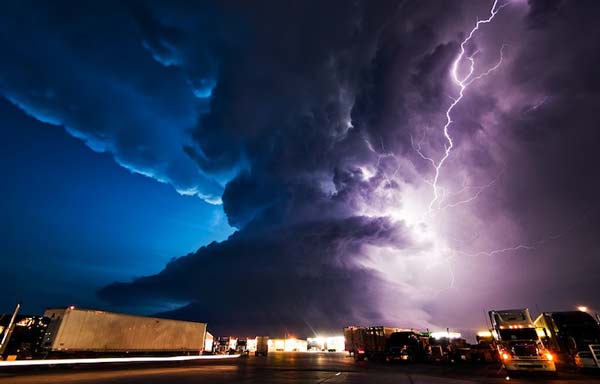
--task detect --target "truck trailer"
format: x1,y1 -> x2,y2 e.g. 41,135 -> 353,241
40,307 -> 207,357
362,326 -> 399,361
344,326 -> 365,359
534,311 -> 600,369
344,326 -> 429,362
489,308 -> 556,373
344,326 -> 398,361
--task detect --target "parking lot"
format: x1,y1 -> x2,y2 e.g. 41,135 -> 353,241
1,352 -> 600,384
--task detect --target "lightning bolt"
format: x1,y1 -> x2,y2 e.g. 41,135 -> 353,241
453,206 -> 598,259
421,0 -> 507,214
438,169 -> 504,210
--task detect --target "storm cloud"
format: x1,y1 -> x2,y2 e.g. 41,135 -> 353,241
4,0 -> 600,336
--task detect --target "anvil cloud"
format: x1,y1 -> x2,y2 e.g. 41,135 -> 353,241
3,0 -> 600,335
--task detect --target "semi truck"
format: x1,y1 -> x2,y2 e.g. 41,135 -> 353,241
489,308 -> 556,373
345,326 -> 398,361
469,331 -> 499,363
40,307 -> 207,357
363,326 -> 399,361
344,326 -> 429,362
387,330 -> 429,362
534,311 -> 600,369
0,315 -> 49,360
255,336 -> 269,356
428,331 -> 466,363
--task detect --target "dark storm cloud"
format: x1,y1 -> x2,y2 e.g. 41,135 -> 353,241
4,0 -> 600,334
0,0 -> 224,202
98,0 -> 449,332
99,215 -> 415,335
491,0 -> 600,302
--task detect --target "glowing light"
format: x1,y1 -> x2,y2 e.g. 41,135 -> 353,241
477,330 -> 492,337
326,336 -> 345,352
577,306 -> 589,312
0,354 -> 240,367
502,352 -> 511,361
545,353 -> 554,361
268,338 -> 308,352
430,331 -> 462,339
308,336 -> 344,352
536,328 -> 548,338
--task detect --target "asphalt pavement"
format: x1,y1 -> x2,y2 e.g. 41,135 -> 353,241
1,352 -> 599,384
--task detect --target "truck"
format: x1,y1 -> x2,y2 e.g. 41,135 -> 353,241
235,339 -> 249,357
387,330 -> 429,362
40,307 -> 207,357
345,326 -> 398,361
255,336 -> 268,356
489,308 -> 556,373
469,331 -> 500,363
534,311 -> 600,369
0,315 -> 49,360
214,336 -> 232,355
428,331 -> 465,363
344,326 -> 428,362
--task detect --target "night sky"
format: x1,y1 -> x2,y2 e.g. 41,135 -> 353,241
1,0 -> 600,337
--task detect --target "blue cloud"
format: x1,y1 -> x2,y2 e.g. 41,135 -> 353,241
0,1 -> 230,204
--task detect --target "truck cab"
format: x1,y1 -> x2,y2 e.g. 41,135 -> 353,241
535,311 -> 600,369
489,309 -> 556,373
387,331 -> 421,362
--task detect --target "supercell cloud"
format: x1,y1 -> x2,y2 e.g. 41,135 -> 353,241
3,0 -> 600,335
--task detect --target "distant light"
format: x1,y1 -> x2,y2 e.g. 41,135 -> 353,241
477,331 -> 492,338
577,306 -> 589,312
431,331 -> 461,339
69,306 -> 75,310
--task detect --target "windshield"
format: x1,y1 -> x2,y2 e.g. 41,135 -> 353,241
389,332 -> 416,346
552,312 -> 600,347
499,328 -> 538,341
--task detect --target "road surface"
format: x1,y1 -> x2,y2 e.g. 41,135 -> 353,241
1,352 -> 599,383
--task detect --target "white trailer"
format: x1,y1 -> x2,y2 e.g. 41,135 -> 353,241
41,307 -> 207,356
489,308 -> 556,373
